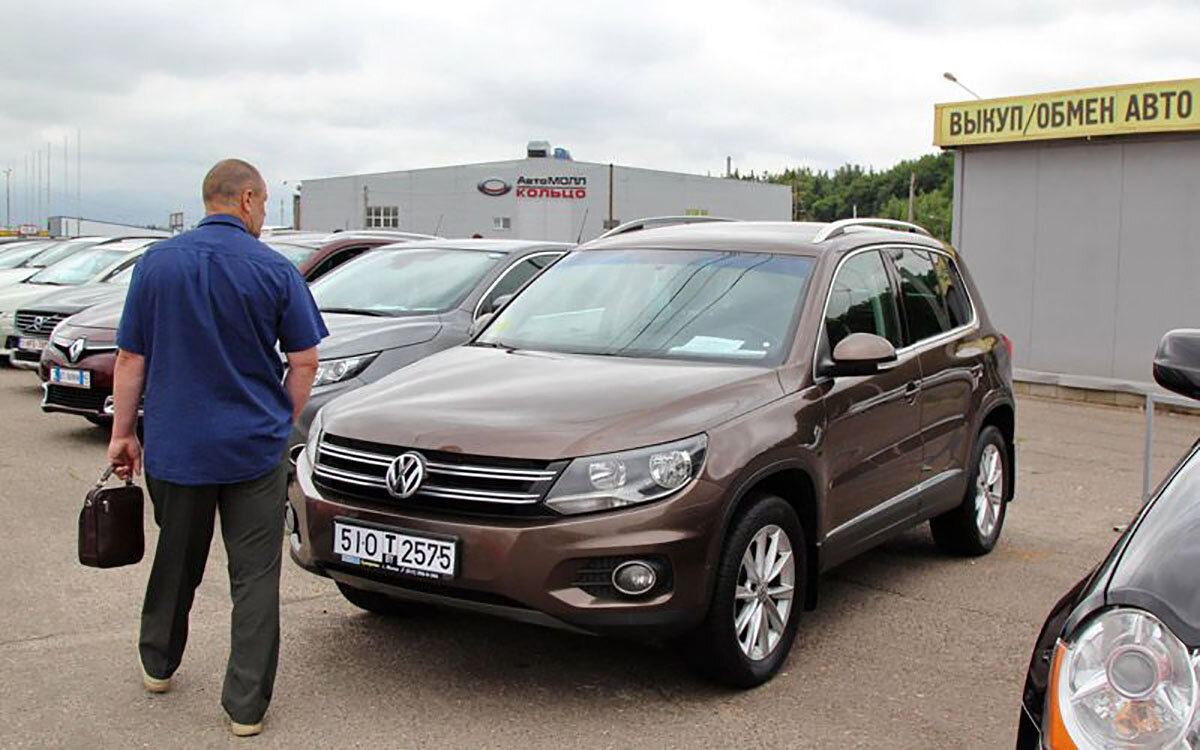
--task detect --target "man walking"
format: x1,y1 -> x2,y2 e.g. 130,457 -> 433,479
107,158 -> 326,737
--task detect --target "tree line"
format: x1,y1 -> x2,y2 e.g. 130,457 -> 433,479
733,151 -> 954,241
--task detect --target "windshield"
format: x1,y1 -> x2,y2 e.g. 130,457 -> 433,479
477,249 -> 815,364
27,248 -> 128,286
0,241 -> 53,269
268,242 -> 316,268
26,238 -> 105,268
311,247 -> 504,316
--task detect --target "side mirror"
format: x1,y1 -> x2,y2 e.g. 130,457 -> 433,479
469,312 -> 495,337
1153,329 -> 1200,400
819,332 -> 897,378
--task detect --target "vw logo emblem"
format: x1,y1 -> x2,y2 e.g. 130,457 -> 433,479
68,337 -> 86,363
33,315 -> 46,331
385,452 -> 426,499
477,177 -> 512,197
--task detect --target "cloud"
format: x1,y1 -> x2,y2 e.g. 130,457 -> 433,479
1,0 -> 1199,228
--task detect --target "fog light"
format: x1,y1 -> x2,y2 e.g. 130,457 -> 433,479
612,560 -> 657,596
288,444 -> 304,467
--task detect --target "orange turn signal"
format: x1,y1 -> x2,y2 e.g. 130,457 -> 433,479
1043,641 -> 1078,750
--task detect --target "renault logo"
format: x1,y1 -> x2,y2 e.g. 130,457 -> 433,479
68,337 -> 86,363
385,452 -> 426,499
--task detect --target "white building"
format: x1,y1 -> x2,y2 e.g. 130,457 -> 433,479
297,143 -> 790,242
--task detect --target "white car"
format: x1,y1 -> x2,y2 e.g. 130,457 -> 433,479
0,238 -> 159,364
0,237 -> 109,288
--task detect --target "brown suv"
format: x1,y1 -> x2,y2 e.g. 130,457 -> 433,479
290,218 -> 1015,687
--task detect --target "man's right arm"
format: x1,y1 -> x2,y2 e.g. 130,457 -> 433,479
285,347 -> 319,422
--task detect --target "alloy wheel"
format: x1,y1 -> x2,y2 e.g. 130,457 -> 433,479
733,524 -> 795,661
974,443 -> 1004,539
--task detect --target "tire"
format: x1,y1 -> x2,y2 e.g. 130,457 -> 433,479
930,425 -> 1010,556
680,494 -> 806,688
336,581 -> 409,616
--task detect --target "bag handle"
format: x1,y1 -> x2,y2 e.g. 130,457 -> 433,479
94,465 -> 133,491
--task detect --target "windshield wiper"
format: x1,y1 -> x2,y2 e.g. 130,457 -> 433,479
319,307 -> 391,317
472,340 -> 516,350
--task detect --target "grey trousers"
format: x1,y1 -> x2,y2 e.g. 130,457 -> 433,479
139,461 -> 286,725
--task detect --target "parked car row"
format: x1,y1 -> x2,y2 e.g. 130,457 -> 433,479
12,218 -> 1195,729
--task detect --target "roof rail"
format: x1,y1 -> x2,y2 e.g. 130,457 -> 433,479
813,218 -> 932,243
595,215 -> 736,241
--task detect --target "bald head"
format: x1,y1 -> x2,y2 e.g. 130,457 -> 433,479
202,158 -> 268,237
203,159 -> 264,205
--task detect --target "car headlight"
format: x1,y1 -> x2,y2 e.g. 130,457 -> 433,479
1046,607 -> 1200,748
313,353 -> 378,388
304,408 -> 324,468
0,310 -> 13,331
544,434 -> 707,515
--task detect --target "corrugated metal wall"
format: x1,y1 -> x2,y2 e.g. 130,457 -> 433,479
953,134 -> 1200,389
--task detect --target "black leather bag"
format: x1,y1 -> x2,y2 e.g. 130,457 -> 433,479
78,466 -> 145,568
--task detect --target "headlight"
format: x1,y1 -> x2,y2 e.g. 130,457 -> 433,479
313,353 -> 378,388
544,434 -> 707,515
304,408 -> 324,468
1046,607 -> 1200,747
0,310 -> 13,330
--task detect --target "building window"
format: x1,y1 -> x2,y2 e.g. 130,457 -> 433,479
492,216 -> 511,231
366,205 -> 399,228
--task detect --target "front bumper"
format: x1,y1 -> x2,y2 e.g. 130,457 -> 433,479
38,346 -> 121,419
288,450 -> 725,636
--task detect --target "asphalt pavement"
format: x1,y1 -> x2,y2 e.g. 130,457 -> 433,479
1,365 -> 1196,749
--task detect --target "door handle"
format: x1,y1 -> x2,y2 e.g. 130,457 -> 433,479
904,381 -> 921,402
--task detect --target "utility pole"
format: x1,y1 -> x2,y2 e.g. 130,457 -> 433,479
907,171 -> 916,222
3,166 -> 11,229
363,185 -> 369,229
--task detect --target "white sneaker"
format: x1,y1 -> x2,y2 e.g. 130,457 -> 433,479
141,666 -> 170,694
230,720 -> 264,737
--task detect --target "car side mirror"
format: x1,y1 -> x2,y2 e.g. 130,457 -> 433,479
469,312 -> 495,337
483,293 -> 514,316
1153,329 -> 1200,400
819,333 -> 897,378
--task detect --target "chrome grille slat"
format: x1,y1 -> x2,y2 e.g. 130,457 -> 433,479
424,463 -> 558,481
318,443 -> 394,466
420,484 -> 540,501
313,465 -> 388,488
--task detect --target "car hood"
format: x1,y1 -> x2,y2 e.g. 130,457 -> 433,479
63,298 -> 124,330
321,345 -> 785,460
318,312 -> 441,359
14,282 -> 126,315
0,268 -> 38,288
1104,441 -> 1200,647
0,282 -> 75,313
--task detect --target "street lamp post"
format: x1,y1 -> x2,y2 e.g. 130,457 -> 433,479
943,72 -> 983,100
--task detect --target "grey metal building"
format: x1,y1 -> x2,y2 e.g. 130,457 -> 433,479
297,142 -> 790,242
937,78 -> 1200,394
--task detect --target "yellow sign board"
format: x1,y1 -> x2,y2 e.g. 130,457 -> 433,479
934,78 -> 1200,146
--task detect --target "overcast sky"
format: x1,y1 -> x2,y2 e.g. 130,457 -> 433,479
2,0 -> 1198,229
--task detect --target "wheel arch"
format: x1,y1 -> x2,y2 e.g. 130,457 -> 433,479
979,400 -> 1016,501
713,461 -> 823,611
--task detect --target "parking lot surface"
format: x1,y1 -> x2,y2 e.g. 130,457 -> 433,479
1,366 -> 1197,749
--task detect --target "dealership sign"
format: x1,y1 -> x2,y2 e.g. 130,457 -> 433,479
934,78 -> 1200,147
478,175 -> 587,199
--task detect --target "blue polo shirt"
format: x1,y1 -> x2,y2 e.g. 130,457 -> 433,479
117,214 -> 328,485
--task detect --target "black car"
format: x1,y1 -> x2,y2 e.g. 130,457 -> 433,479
1017,329 -> 1200,748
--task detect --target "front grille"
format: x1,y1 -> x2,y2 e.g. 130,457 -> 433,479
50,340 -> 117,362
313,432 -> 566,518
44,384 -> 110,413
15,310 -> 69,336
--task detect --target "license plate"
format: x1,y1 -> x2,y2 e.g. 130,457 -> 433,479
50,367 -> 91,389
17,336 -> 47,352
333,519 -> 457,580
